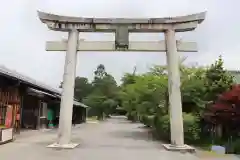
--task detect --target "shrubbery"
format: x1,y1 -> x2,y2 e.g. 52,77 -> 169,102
141,115 -> 155,127
232,139 -> 240,154
119,57 -> 239,153
183,113 -> 201,142
152,113 -> 200,143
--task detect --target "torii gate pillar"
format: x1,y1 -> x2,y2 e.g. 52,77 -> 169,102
58,30 -> 79,147
165,29 -> 185,147
38,11 -> 206,151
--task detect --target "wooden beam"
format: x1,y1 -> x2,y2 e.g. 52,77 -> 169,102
46,40 -> 197,52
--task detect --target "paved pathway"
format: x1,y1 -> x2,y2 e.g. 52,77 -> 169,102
0,116 -> 238,160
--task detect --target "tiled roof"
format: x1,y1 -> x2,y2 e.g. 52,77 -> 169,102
0,65 -> 88,108
0,65 -> 61,94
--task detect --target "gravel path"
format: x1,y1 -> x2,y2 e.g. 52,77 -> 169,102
0,116 -> 238,160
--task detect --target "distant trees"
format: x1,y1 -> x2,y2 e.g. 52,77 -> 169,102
74,77 -> 92,101
58,64 -> 119,120
81,64 -> 119,120
59,77 -> 92,101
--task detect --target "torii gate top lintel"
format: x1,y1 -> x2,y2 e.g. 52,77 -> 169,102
37,11 -> 206,32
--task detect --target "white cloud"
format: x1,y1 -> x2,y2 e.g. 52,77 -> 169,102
0,0 -> 239,88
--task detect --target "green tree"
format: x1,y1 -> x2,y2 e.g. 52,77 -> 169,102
92,64 -> 118,97
205,56 -> 234,102
59,77 -> 93,101
93,64 -> 107,82
83,93 -> 107,120
74,77 -> 92,101
84,64 -> 119,119
119,70 -> 168,122
121,73 -> 136,86
180,65 -> 207,114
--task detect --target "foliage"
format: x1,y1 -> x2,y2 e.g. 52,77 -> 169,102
156,114 -> 170,138
102,99 -> 118,117
60,55 -> 239,152
121,73 -> 137,86
204,56 -> 234,101
205,84 -> 240,125
59,77 -> 92,101
119,72 -> 168,121
82,64 -> 119,119
74,77 -> 93,101
118,56 -> 237,146
183,113 -> 201,142
83,94 -> 107,120
181,65 -> 207,114
232,139 -> 240,154
141,115 -> 155,127
152,113 -> 200,142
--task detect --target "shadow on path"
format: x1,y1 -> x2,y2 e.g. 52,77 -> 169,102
108,129 -> 155,142
107,116 -> 158,142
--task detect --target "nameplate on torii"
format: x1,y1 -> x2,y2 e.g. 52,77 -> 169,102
46,40 -> 197,52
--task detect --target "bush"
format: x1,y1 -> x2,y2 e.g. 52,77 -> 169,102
141,115 -> 147,126
147,115 -> 155,127
183,113 -> 201,143
126,111 -> 138,122
232,139 -> 240,154
152,113 -> 200,143
152,115 -> 170,141
142,115 -> 155,127
159,115 -> 170,135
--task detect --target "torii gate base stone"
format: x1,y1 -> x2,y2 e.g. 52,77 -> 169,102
38,11 -> 206,152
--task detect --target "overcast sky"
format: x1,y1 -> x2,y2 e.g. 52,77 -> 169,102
0,0 -> 240,88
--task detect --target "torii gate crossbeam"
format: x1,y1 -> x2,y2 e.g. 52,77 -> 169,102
46,40 -> 197,52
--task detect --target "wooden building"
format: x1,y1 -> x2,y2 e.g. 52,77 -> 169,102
0,65 -> 87,144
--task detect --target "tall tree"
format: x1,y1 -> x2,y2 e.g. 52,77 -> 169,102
94,64 -> 106,80
59,77 -> 92,101
121,66 -> 137,86
205,56 -> 234,102
83,64 -> 119,119
74,77 -> 92,101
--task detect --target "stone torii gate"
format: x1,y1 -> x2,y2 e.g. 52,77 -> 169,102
38,11 -> 206,151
